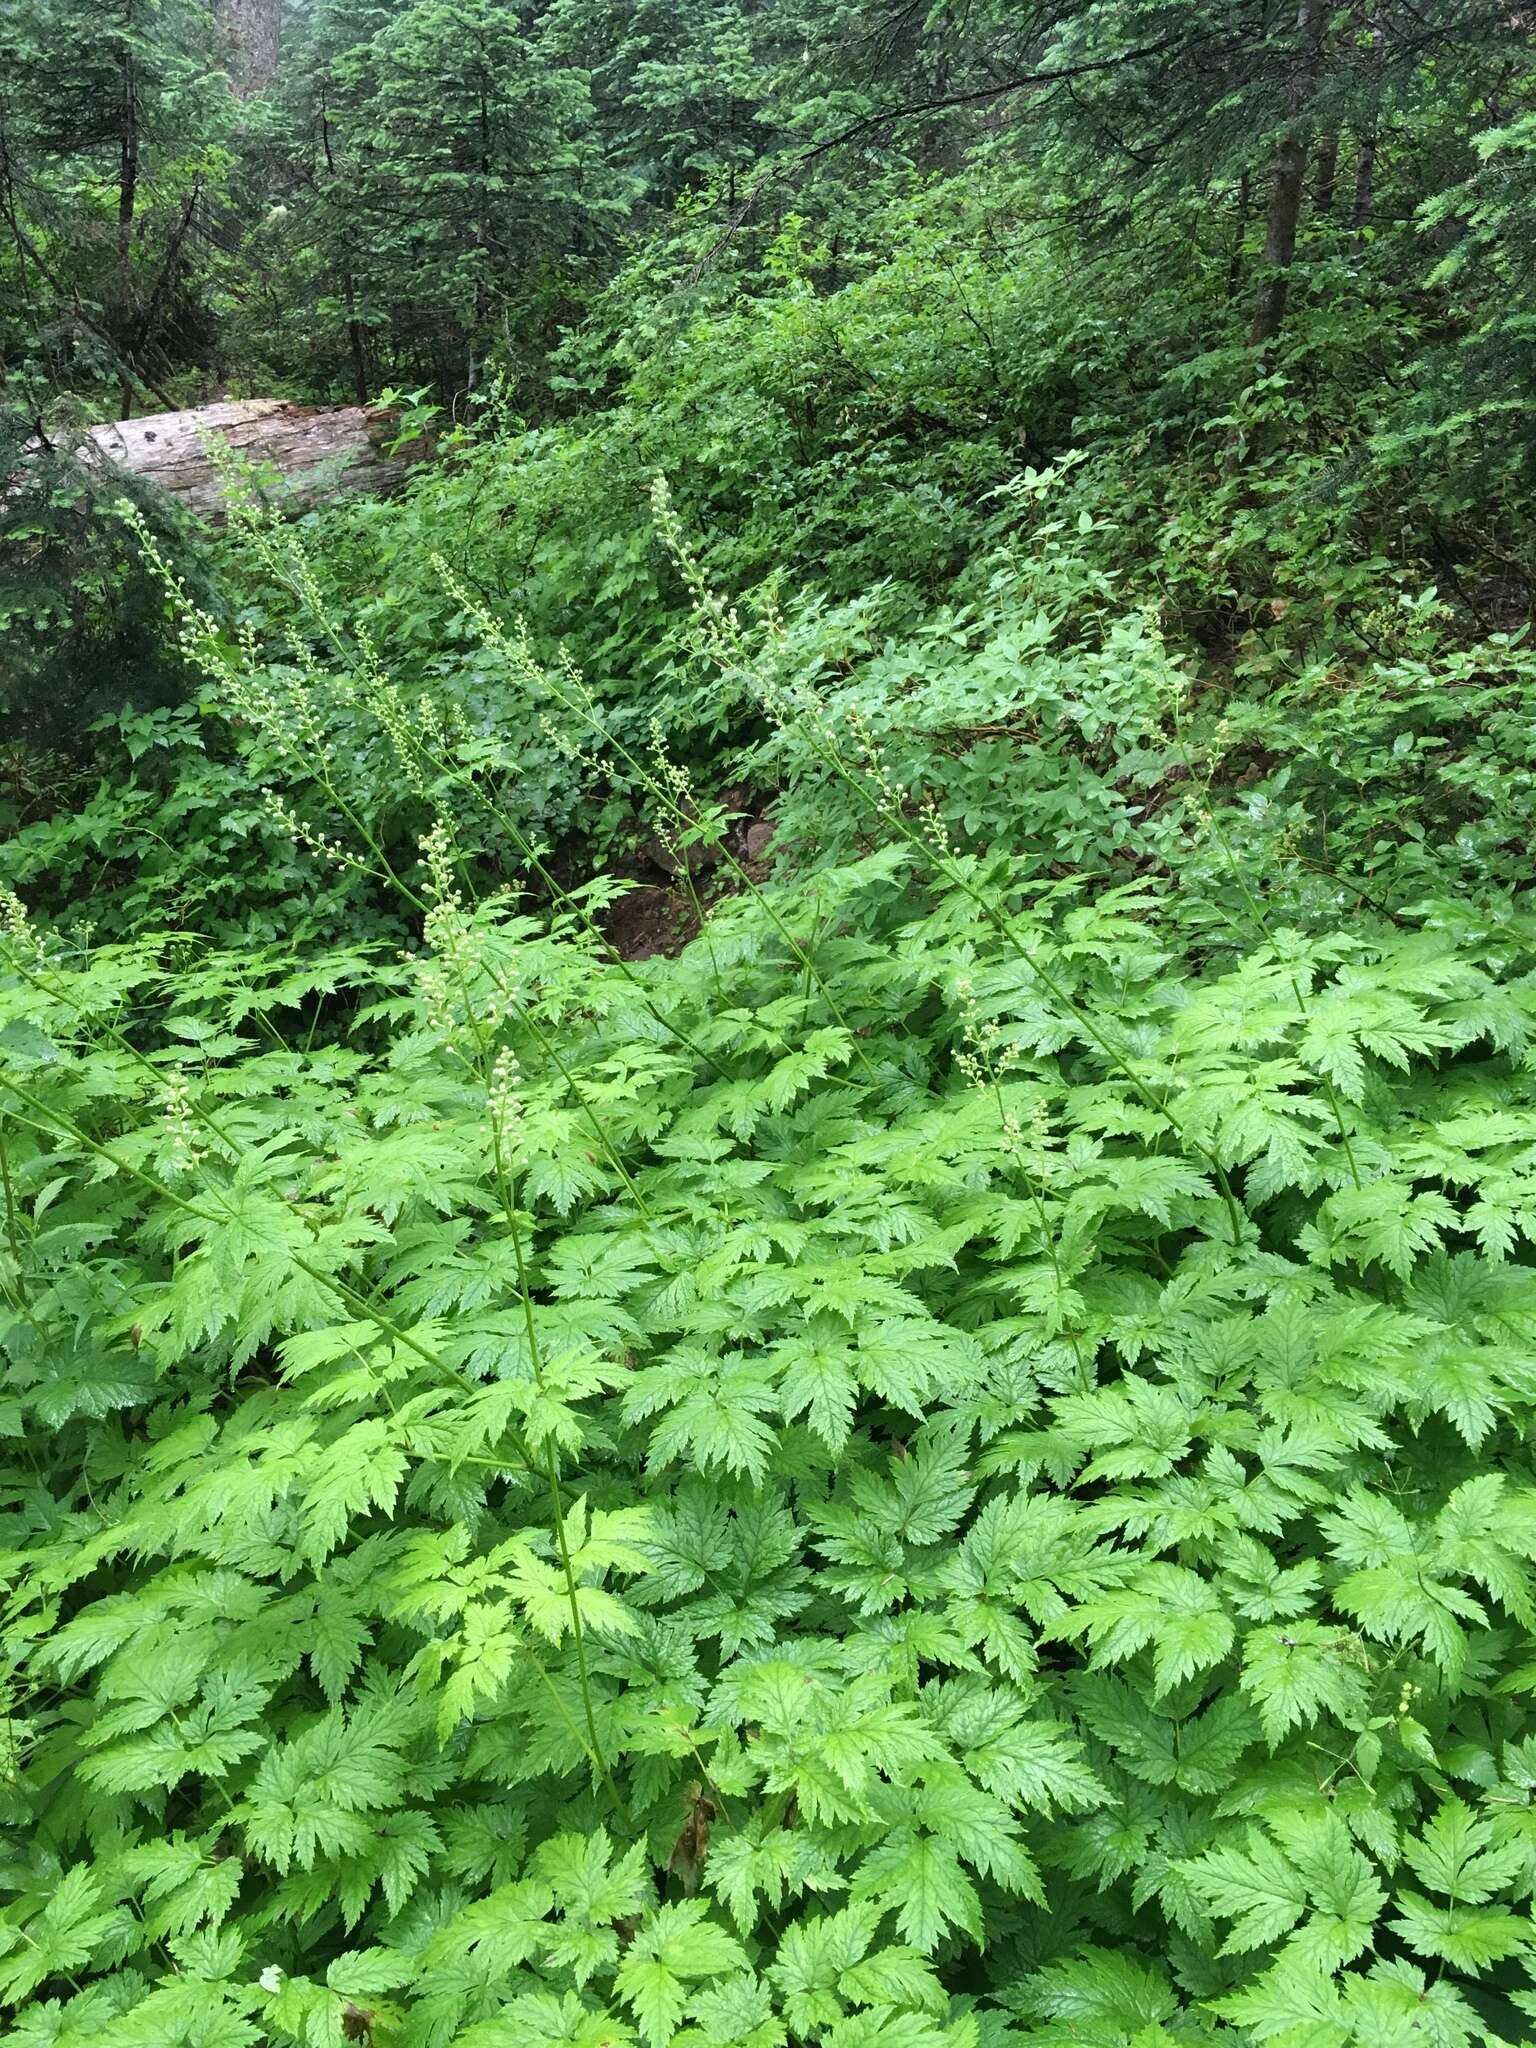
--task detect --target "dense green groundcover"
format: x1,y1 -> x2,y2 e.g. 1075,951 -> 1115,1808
4,3 -> 1536,2033
7,473 -> 1536,2048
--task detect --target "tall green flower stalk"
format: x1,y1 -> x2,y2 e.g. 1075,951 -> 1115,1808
648,478 -> 1251,1245
121,495 -> 735,1085
1166,671 -> 1365,1192
952,973 -> 1090,1383
432,555 -> 888,1085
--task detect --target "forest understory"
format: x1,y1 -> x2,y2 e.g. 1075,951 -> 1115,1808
5,4 -> 1536,2046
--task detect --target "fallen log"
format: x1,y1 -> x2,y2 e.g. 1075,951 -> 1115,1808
71,397 -> 429,522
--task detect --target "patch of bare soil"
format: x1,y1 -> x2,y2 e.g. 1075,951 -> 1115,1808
582,783 -> 783,961
603,882 -> 701,961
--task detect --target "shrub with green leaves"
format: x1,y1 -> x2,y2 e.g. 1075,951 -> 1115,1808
6,519 -> 1536,2048
0,404 -> 198,754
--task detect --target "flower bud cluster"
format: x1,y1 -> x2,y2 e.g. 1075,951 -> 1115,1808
416,689 -> 451,759
648,716 -> 711,863
648,717 -> 695,806
484,1045 -> 525,1160
161,1071 -> 210,1175
648,477 -> 828,741
952,973 -> 1018,1082
539,713 -> 604,778
0,884 -> 47,965
226,640 -> 334,771
432,557 -> 545,691
407,820 -> 520,1051
650,475 -> 750,677
838,700 -> 956,862
557,643 -> 596,712
951,974 -> 1061,1177
360,654 -> 431,802
263,790 -> 365,874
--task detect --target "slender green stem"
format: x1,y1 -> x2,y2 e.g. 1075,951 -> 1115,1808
433,818 -> 656,1219
488,1114 -> 627,1817
438,934 -> 628,1816
509,992 -> 655,1220
807,713 -> 1249,1244
0,1131 -> 28,1305
432,563 -> 884,1081
1171,710 -> 1363,1190
986,1075 -> 1089,1381
516,1635 -> 616,1792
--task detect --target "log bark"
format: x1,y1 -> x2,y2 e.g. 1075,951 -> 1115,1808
72,398 -> 427,522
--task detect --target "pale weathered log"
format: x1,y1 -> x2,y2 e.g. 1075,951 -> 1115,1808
74,398 -> 426,522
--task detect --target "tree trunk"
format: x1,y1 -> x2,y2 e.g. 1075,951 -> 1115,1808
1351,130 -> 1377,242
344,274 -> 370,405
1227,171 -> 1251,300
319,90 -> 370,405
116,18 -> 140,418
213,0 -> 282,97
65,399 -> 430,522
1351,29 -> 1384,245
1249,0 -> 1328,350
1312,132 -> 1338,215
1248,136 -> 1308,349
134,177 -> 202,371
